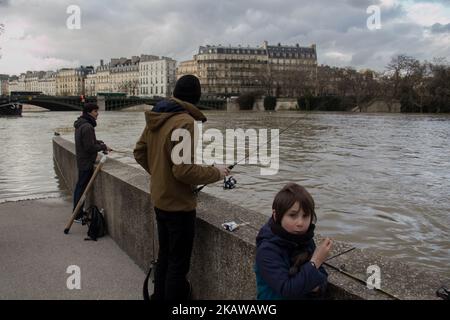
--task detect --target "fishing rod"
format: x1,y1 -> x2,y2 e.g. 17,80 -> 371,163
110,148 -> 132,155
194,115 -> 305,194
323,261 -> 400,300
321,246 -> 401,299
325,247 -> 356,262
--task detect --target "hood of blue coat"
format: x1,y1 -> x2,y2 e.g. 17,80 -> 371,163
144,98 -> 207,132
152,99 -> 186,113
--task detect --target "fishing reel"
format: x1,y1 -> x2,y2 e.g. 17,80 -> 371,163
223,176 -> 237,190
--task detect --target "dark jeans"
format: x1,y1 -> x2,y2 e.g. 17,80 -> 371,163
153,207 -> 196,301
73,168 -> 94,216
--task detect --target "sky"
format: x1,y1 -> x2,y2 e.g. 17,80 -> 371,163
0,0 -> 449,75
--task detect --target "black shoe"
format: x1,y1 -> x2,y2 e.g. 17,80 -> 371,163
74,210 -> 87,224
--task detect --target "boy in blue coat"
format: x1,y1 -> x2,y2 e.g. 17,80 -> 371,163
255,183 -> 333,299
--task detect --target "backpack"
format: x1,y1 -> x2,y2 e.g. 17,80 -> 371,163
84,206 -> 106,241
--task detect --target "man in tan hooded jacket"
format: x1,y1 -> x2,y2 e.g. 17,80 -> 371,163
134,75 -> 230,300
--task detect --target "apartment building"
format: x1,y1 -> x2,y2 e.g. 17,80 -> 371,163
178,41 -> 318,97
176,60 -> 198,79
139,56 -> 176,97
56,66 -> 94,96
38,71 -> 56,95
0,74 -> 9,95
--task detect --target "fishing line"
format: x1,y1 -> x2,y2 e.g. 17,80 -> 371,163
194,115 -> 305,194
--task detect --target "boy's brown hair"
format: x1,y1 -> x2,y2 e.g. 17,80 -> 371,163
272,183 -> 317,224
82,103 -> 99,114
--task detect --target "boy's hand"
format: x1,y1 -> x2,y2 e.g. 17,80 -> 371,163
311,238 -> 333,268
215,165 -> 231,179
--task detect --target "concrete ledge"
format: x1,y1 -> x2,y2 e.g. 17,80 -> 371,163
52,136 -> 447,300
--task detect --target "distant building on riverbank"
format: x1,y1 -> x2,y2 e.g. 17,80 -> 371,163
84,55 -> 177,97
0,74 -> 9,95
55,66 -> 94,96
176,60 -> 198,79
177,41 -> 317,97
7,71 -> 56,96
139,56 -> 177,97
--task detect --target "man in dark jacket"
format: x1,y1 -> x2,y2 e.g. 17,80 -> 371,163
73,103 -> 111,221
134,75 -> 231,300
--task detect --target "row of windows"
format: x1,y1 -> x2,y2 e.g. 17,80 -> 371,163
58,71 -> 85,76
202,79 -> 264,86
199,71 -> 260,78
140,77 -> 171,84
197,54 -> 267,62
57,84 -> 83,89
110,67 -> 137,72
203,87 -> 243,94
269,59 -> 315,64
199,63 -> 265,69
201,48 -> 266,55
198,52 -> 315,59
139,70 -> 173,76
140,63 -> 175,71
140,86 -> 167,95
57,79 -> 83,83
268,52 -> 315,58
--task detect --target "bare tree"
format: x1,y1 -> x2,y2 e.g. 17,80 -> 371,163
129,79 -> 139,96
424,58 -> 450,113
384,55 -> 425,111
251,64 -> 274,96
119,79 -> 140,96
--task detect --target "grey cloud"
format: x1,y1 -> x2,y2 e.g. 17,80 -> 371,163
430,23 -> 450,33
413,0 -> 450,3
1,0 -> 450,73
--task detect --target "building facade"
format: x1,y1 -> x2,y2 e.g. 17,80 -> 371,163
85,73 -> 97,96
95,62 -> 111,95
8,74 -> 26,93
264,41 -> 317,97
139,56 -> 177,97
24,71 -> 43,92
0,74 -> 9,95
176,60 -> 198,79
56,67 -> 94,96
109,57 -> 140,96
194,45 -> 268,96
7,71 -> 56,95
178,41 -> 318,97
38,71 -> 57,95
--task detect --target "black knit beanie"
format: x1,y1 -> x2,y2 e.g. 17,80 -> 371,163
173,75 -> 201,105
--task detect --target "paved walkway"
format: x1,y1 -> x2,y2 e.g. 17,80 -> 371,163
0,197 -> 150,299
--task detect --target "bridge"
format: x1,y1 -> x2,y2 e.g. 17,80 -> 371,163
0,94 -> 226,111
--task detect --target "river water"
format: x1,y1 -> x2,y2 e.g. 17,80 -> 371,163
1,109 -> 449,278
